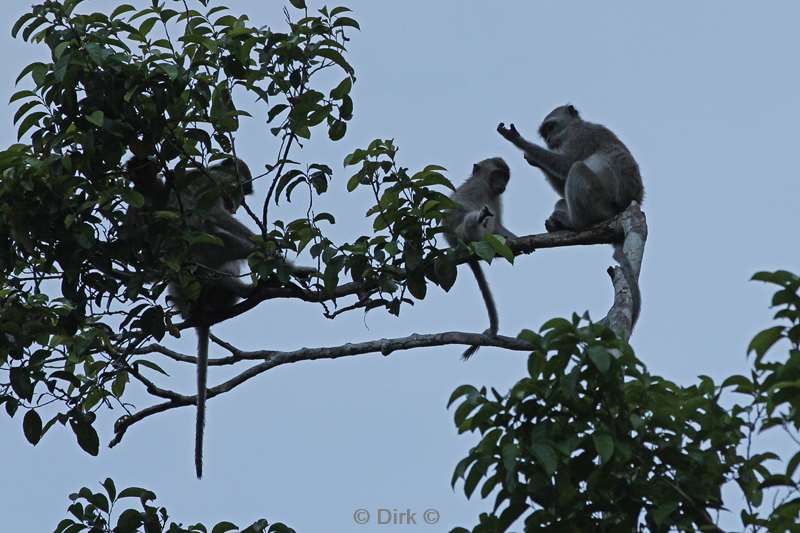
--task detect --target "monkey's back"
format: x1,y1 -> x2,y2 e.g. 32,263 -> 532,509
564,121 -> 643,208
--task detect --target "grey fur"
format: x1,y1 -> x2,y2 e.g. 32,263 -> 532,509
167,159 -> 256,479
498,105 -> 643,325
446,158 -> 516,359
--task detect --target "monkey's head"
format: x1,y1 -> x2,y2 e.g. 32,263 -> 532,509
538,104 -> 580,148
211,158 -> 254,212
473,157 -> 510,196
215,158 -> 253,195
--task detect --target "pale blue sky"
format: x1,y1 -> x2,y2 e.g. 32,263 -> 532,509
1,1 -> 799,531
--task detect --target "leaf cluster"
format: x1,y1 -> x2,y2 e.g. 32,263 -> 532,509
0,0 -> 357,453
54,478 -> 294,533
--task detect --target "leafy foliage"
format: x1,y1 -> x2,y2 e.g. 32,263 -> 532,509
449,273 -> 800,531
735,270 -> 800,531
0,0 -> 518,458
449,317 -> 742,531
0,0 -> 369,452
54,478 -> 294,533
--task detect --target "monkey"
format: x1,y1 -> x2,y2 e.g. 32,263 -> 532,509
497,104 -> 643,326
167,158 -> 256,480
124,156 -> 315,478
446,157 -> 516,359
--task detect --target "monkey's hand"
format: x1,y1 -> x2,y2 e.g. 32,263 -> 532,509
478,205 -> 494,225
497,122 -> 521,142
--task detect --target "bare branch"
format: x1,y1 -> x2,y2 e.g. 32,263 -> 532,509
112,330 -> 533,446
601,203 -> 648,340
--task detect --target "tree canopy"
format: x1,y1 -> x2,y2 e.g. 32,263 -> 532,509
1,1 -> 798,532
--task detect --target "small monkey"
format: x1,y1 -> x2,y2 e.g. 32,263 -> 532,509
125,157 -> 267,478
497,105 -> 643,325
446,157 -> 516,359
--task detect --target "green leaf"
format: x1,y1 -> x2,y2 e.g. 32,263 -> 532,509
434,253 -> 457,291
267,104 -> 289,123
212,522 -> 239,533
11,13 -> 35,38
9,366 -> 33,401
110,4 -> 136,19
330,77 -> 352,99
118,487 -> 157,502
406,272 -> 427,300
501,442 -> 519,472
315,48 -> 354,75
86,491 -> 109,513
747,325 -> 784,360
472,241 -> 495,263
587,345 -> 611,373
484,234 -> 513,263
102,478 -> 117,502
593,433 -> 614,464
288,0 -> 306,8
116,509 -> 142,530
13,100 -> 40,124
463,461 -> 487,499
751,270 -> 798,286
23,409 -> 43,445
451,455 -> 476,489
70,417 -> 100,456
112,371 -> 128,398
720,374 -> 754,393
87,110 -> 105,128
9,89 -> 36,103
448,385 -> 478,408
530,442 -> 557,476
313,213 -> 335,225
139,17 -> 158,37
328,119 -> 346,141
17,111 -> 46,139
134,359 -> 169,376
332,17 -> 360,30
211,84 -> 238,132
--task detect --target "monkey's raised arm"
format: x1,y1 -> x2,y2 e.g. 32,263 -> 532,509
497,123 -> 575,180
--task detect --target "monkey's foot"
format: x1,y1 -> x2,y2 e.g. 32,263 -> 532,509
545,216 -> 569,233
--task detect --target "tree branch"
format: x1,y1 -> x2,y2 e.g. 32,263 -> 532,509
601,203 -> 647,340
206,215 -> 627,326
114,207 -> 648,447
112,330 -> 533,446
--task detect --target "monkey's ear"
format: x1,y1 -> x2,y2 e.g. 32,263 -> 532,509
567,105 -> 578,116
473,163 -> 480,174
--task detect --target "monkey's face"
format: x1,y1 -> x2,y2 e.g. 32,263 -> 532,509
539,105 -> 579,148
488,167 -> 510,196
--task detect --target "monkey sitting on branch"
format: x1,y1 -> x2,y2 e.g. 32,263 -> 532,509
446,157 -> 516,359
497,104 -> 644,327
124,155 -> 314,478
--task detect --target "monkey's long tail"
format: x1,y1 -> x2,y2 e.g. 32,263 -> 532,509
195,326 -> 209,479
463,261 -> 499,360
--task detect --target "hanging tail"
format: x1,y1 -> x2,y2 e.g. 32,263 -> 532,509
462,261 -> 498,360
195,325 -> 209,479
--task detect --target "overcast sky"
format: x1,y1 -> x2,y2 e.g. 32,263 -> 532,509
1,1 -> 799,531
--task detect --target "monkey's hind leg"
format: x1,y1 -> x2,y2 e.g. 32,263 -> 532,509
564,159 -> 617,230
